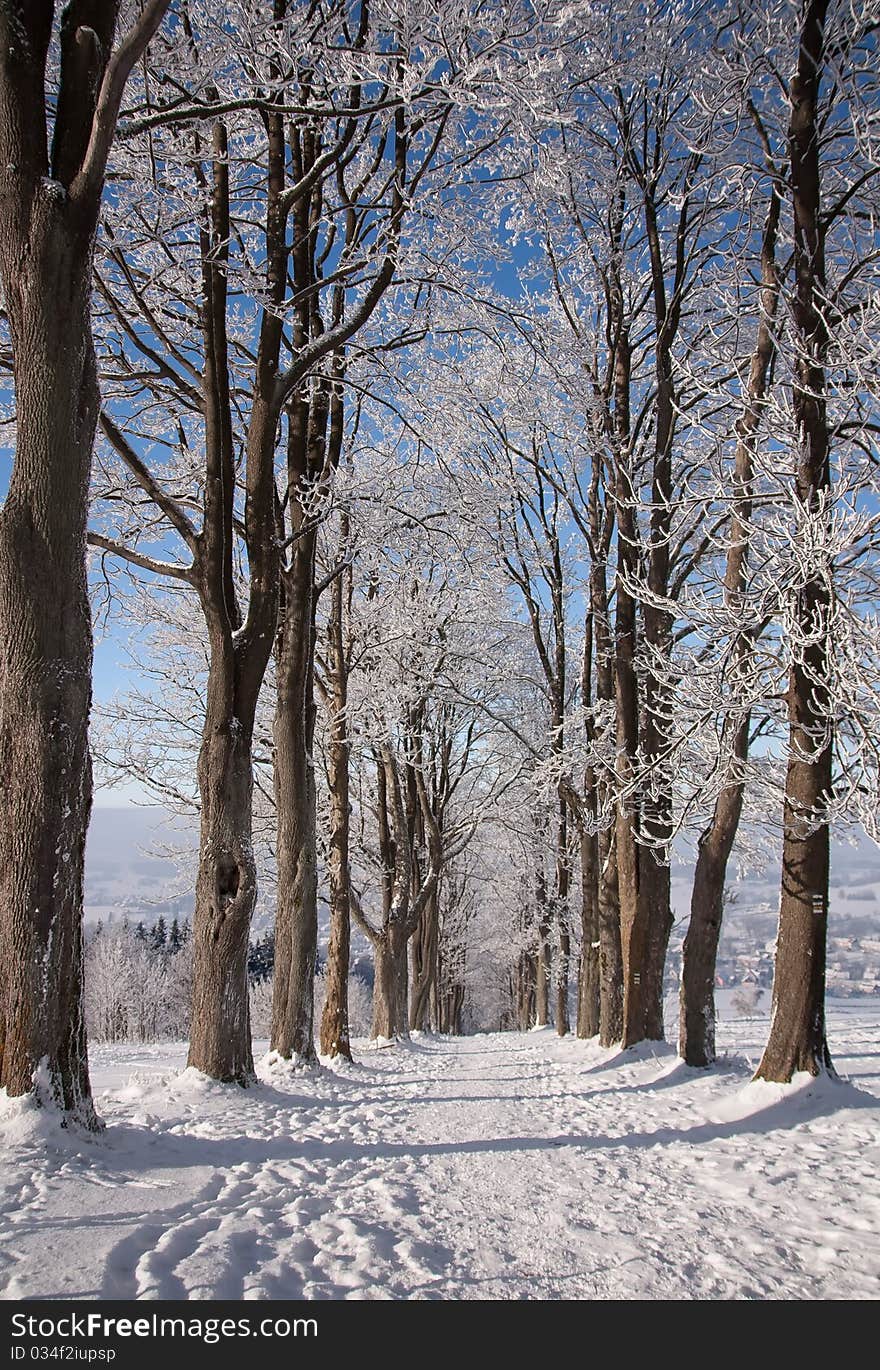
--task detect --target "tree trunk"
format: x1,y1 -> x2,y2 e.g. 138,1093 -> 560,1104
372,924 -> 410,1040
679,784 -> 743,1067
362,740 -> 435,1042
610,272 -> 647,1049
585,474 -> 623,1045
638,853 -> 673,1041
272,533 -> 319,1063
516,949 -> 536,1031
636,320 -> 676,1043
0,0 -> 170,1121
580,520 -> 621,1041
577,608 -> 600,1040
436,929 -> 466,1035
679,169 -> 780,1066
577,829 -> 601,1037
319,562 -> 352,1061
598,827 -> 624,1045
556,922 -> 571,1036
0,202 -> 97,1123
188,687 -> 257,1084
615,463 -> 646,1047
187,120 -> 279,1085
534,868 -> 552,1027
555,800 -> 570,1036
410,886 -> 439,1032
441,981 -> 465,1035
757,0 -> 833,1082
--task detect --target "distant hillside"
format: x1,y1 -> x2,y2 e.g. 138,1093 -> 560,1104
85,807 -> 197,927
670,832 -> 880,939
85,807 -> 880,967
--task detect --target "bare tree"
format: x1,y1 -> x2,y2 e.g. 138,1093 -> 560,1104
317,503 -> 355,1060
352,741 -> 442,1039
91,3 -> 421,1080
679,114 -> 783,1067
757,0 -> 835,1081
494,431 -> 574,1032
267,0 -> 536,1062
409,703 -> 483,1033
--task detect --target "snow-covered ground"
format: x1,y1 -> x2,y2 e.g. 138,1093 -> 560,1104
1,1001 -> 878,1301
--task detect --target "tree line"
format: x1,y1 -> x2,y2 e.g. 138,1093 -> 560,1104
84,919 -> 374,1043
0,0 -> 878,1127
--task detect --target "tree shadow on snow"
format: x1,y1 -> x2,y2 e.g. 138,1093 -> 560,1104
83,1070 -> 877,1177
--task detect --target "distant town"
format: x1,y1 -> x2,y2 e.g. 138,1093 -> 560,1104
664,924 -> 880,999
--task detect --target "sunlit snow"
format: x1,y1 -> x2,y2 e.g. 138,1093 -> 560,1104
1,1001 -> 877,1300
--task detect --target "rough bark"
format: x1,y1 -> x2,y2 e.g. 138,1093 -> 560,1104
550,522 -> 569,1036
577,827 -> 601,1038
439,974 -> 465,1036
0,0 -> 168,1123
410,885 -> 440,1032
598,826 -> 623,1044
271,531 -> 319,1063
577,603 -> 601,1040
0,216 -> 96,1119
631,169 -> 690,1044
679,794 -> 740,1068
503,454 -> 569,1032
372,924 -> 411,1040
84,107 -> 275,1086
757,0 -> 834,1082
555,798 -> 571,1037
515,948 -> 537,1031
320,548 -> 353,1061
409,729 -> 443,1033
371,750 -> 415,1041
270,73 -> 406,1058
270,357 -> 326,1065
188,695 -> 257,1082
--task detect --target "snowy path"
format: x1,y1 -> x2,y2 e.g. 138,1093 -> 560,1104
1,1008 -> 879,1300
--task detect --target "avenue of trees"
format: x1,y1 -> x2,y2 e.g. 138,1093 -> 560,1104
1,0 -> 878,1126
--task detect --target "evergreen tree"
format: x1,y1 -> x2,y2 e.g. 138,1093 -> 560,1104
248,931 -> 275,984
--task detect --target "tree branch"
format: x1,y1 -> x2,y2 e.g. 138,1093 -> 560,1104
99,410 -> 200,554
349,883 -> 380,945
88,531 -> 194,583
71,0 -> 170,209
